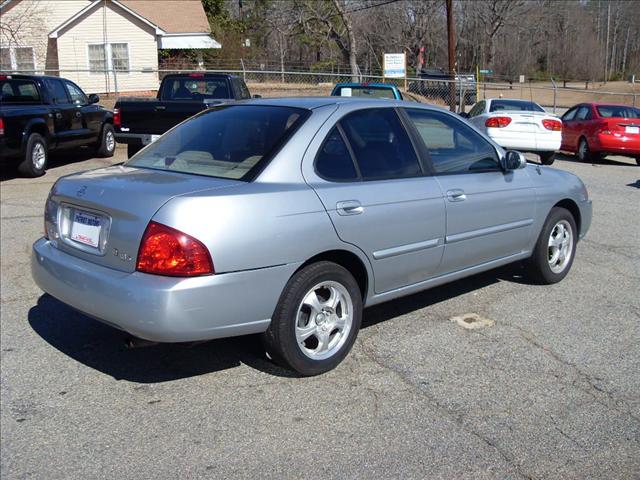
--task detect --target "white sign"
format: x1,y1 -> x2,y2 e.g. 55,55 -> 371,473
384,53 -> 406,78
519,75 -> 526,83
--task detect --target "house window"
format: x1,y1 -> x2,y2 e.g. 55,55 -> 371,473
88,43 -> 129,73
88,44 -> 107,72
110,43 -> 129,71
0,46 -> 36,72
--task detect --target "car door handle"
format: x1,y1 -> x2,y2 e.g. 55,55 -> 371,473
55,112 -> 63,119
155,106 -> 166,110
336,200 -> 363,216
446,189 -> 466,202
75,111 -> 81,118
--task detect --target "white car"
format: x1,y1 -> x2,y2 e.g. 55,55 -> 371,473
463,99 -> 562,165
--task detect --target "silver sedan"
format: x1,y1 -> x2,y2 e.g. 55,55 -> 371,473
32,98 -> 592,376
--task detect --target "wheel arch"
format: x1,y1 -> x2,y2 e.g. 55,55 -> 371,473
22,120 -> 49,148
296,249 -> 371,301
553,198 -> 581,235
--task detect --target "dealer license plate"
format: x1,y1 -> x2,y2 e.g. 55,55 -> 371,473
625,126 -> 639,134
150,134 -> 161,143
70,210 -> 102,248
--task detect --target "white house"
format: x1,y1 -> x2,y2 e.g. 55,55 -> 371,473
0,0 -> 220,93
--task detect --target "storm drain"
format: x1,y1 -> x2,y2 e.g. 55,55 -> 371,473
449,313 -> 495,330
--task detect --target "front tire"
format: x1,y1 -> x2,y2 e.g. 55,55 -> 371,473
263,261 -> 363,376
539,151 -> 556,165
526,207 -> 577,284
96,124 -> 115,157
18,133 -> 47,177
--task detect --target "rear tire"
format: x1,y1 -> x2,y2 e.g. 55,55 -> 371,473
263,261 -> 362,376
539,151 -> 556,165
526,207 -> 577,285
635,156 -> 639,166
127,144 -> 142,158
18,133 -> 47,177
576,137 -> 593,162
96,124 -> 115,158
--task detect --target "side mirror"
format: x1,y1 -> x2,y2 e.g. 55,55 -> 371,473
502,150 -> 527,170
252,94 -> 262,99
88,94 -> 100,104
458,112 -> 469,118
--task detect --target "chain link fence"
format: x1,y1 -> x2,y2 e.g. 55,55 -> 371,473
3,67 -> 638,113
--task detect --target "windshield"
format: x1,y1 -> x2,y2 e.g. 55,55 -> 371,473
335,86 -> 398,99
490,100 -> 544,112
596,105 -> 640,118
162,77 -> 232,100
126,105 -> 309,181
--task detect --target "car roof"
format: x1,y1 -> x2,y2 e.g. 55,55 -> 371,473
334,83 -> 399,89
239,96 -> 442,110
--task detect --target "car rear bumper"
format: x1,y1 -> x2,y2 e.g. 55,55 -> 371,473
486,130 -> 560,152
32,238 -> 300,342
592,134 -> 640,156
115,132 -> 159,146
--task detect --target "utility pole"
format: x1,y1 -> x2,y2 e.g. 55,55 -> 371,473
446,0 -> 456,112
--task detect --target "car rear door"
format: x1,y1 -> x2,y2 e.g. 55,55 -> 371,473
560,107 -> 578,150
402,107 -> 536,274
305,107 -> 446,294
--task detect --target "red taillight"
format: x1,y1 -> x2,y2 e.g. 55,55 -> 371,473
485,116 -> 512,128
542,119 -> 562,131
113,108 -> 121,128
189,73 -> 204,78
0,117 -> 4,136
136,221 -> 214,277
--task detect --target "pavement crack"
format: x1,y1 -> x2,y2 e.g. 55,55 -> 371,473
356,337 -> 537,480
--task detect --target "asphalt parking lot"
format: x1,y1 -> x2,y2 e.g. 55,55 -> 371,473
1,147 -> 638,479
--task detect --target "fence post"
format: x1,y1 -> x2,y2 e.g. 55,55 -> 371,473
550,77 -> 557,114
240,58 -> 246,81
112,69 -> 119,97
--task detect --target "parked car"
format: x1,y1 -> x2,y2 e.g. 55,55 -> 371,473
461,98 -> 562,165
331,83 -> 403,100
0,74 -> 114,177
114,73 -> 254,158
560,103 -> 640,165
408,67 -> 476,105
32,99 -> 592,376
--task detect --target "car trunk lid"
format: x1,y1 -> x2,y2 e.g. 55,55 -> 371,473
49,165 -> 242,273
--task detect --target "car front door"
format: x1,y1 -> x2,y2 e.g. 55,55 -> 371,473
64,80 -> 102,145
304,107 -> 446,294
402,107 -> 536,274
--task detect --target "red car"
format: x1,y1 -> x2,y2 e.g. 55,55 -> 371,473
560,103 -> 640,165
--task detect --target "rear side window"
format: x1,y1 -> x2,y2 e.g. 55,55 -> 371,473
315,127 -> 358,181
340,108 -> 421,180
575,106 -> 591,120
0,79 -> 40,102
43,78 -> 70,104
405,109 -> 500,174
596,105 -> 639,119
562,108 -> 577,122
163,78 -> 231,100
468,101 -> 485,117
126,105 -> 309,180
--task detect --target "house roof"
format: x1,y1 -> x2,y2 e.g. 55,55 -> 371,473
120,0 -> 211,34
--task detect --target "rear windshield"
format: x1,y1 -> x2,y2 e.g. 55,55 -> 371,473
0,79 -> 41,103
490,100 -> 544,112
335,86 -> 399,100
126,105 -> 309,180
162,77 -> 231,100
596,105 -> 640,118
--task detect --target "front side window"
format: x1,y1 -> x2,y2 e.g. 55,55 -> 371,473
339,108 -> 421,180
405,109 -> 500,174
126,105 -> 308,180
468,101 -> 485,117
315,127 -> 358,181
65,81 -> 88,105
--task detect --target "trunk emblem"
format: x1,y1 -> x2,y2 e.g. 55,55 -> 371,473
113,248 -> 133,262
76,185 -> 87,197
